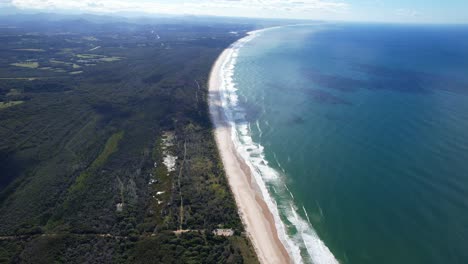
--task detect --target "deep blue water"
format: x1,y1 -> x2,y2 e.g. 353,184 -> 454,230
232,24 -> 468,264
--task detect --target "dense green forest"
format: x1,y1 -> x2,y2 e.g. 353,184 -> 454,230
0,15 -> 258,263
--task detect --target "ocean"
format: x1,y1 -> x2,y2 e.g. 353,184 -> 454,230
220,24 -> 468,263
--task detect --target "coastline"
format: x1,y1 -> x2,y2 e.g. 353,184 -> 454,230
208,32 -> 292,264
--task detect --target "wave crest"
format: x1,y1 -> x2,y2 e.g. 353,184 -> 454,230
217,27 -> 339,264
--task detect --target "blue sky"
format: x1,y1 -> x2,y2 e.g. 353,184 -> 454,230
0,0 -> 467,23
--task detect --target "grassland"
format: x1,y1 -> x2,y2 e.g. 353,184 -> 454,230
76,54 -> 102,59
13,49 -> 45,52
49,59 -> 72,65
68,131 -> 124,194
0,100 -> 24,109
92,131 -> 124,169
76,54 -> 123,62
82,36 -> 99,41
6,89 -> 21,97
10,62 -> 39,68
99,57 -> 123,62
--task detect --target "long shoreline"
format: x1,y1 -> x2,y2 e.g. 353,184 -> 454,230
208,33 -> 292,264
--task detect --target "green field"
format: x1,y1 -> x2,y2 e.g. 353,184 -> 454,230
13,49 -> 45,52
10,62 -> 39,68
0,100 -> 23,109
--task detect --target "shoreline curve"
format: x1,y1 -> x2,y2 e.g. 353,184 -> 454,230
208,30 -> 292,264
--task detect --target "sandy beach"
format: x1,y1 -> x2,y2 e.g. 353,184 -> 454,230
209,46 -> 291,263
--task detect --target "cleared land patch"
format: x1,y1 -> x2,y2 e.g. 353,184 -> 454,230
6,89 -> 22,97
10,62 -> 39,68
13,49 -> 45,52
50,59 -> 73,66
0,101 -> 24,109
68,131 -> 124,194
76,54 -> 103,59
76,54 -> 124,62
99,57 -> 123,62
82,36 -> 99,41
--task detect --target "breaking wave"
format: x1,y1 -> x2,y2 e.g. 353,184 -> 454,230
216,27 -> 340,264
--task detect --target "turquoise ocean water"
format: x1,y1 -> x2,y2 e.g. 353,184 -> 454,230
222,24 -> 468,263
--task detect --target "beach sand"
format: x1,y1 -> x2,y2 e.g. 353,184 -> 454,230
209,47 -> 291,264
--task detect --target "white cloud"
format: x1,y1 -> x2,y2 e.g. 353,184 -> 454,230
8,0 -> 349,18
395,8 -> 420,18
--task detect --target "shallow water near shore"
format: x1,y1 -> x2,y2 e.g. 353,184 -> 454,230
226,24 -> 468,263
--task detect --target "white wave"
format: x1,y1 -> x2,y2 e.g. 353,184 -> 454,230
216,26 -> 339,264
256,119 -> 263,138
316,201 -> 325,220
273,152 -> 286,173
284,183 -> 295,199
303,206 -> 312,224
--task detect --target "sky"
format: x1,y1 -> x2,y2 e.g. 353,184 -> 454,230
0,0 -> 467,24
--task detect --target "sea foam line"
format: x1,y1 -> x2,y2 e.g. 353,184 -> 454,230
217,27 -> 340,264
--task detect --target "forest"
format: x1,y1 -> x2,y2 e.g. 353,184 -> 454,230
0,15 -> 258,263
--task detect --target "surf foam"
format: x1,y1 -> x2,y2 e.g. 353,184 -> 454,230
215,27 -> 339,264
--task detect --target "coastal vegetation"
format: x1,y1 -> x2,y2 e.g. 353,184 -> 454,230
0,15 -> 257,263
